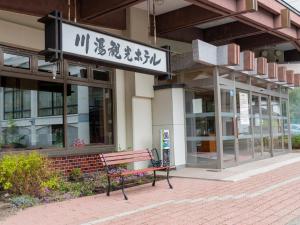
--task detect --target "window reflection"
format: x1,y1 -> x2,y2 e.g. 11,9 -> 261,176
4,53 -> 30,69
0,76 -> 64,150
4,88 -> 31,119
93,69 -> 111,81
68,64 -> 87,78
38,59 -> 60,74
67,85 -> 113,147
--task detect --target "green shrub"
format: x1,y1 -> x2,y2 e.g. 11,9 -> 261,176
10,195 -> 39,209
292,135 -> 300,149
41,175 -> 61,191
59,180 -> 95,197
68,168 -> 83,182
0,152 -> 55,197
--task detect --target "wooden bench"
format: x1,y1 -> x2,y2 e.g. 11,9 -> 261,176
100,149 -> 173,200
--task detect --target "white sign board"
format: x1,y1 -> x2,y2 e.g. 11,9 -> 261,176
62,23 -> 167,73
192,98 -> 203,113
239,92 -> 250,125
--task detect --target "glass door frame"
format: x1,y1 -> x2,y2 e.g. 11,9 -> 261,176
213,67 -> 291,169
219,84 -> 239,167
217,71 -> 238,168
251,93 -> 273,159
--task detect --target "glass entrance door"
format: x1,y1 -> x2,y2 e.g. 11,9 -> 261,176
261,95 -> 272,156
220,87 -> 237,167
236,89 -> 253,163
185,89 -> 217,168
251,94 -> 263,157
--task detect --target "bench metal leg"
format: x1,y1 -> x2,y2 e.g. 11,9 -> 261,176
121,176 -> 128,200
166,168 -> 173,189
152,170 -> 156,186
106,176 -> 111,196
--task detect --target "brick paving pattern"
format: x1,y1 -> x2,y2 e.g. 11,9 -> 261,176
2,162 -> 300,225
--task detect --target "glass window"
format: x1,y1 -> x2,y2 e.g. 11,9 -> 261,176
0,76 -> 64,151
93,69 -> 111,82
281,99 -> 288,118
186,117 -> 215,137
4,88 -> 31,119
185,90 -> 214,114
261,96 -> 269,116
271,97 -> 281,116
68,64 -> 87,78
67,85 -> 113,147
222,117 -> 234,136
67,85 -> 78,115
4,52 -> 30,70
221,89 -> 234,113
38,59 -> 60,74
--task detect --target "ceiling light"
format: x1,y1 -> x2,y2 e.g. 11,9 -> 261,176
261,50 -> 268,57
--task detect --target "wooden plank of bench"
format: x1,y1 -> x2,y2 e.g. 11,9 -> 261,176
103,153 -> 151,161
108,166 -> 169,176
102,150 -> 149,157
105,156 -> 152,165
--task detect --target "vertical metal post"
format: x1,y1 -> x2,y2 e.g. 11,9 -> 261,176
68,0 -> 71,21
152,0 -> 157,45
233,75 -> 239,165
213,67 -> 223,170
287,89 -> 292,152
269,95 -> 274,157
259,95 -> 264,156
250,79 -> 255,159
147,0 -> 150,36
74,0 -> 77,23
63,69 -> 68,149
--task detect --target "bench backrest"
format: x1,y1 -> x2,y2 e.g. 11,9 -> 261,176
100,149 -> 153,166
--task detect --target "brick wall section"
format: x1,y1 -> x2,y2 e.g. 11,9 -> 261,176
49,154 -> 103,175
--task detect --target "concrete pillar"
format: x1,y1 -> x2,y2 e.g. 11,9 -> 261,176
124,7 -> 154,168
115,69 -> 127,151
152,85 -> 186,167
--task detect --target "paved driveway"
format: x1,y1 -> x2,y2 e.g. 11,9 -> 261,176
2,162 -> 300,225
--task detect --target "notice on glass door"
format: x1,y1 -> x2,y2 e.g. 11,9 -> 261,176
192,98 -> 203,113
239,92 -> 250,125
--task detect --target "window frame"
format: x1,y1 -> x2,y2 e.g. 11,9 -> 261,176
2,48 -> 32,73
0,45 -> 115,153
3,87 -> 31,120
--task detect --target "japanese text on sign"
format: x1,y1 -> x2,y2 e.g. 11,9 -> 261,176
62,23 -> 167,73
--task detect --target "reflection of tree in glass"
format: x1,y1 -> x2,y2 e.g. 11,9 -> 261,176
3,116 -> 26,148
290,88 -> 300,124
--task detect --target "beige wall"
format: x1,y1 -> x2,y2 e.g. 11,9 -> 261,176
115,69 -> 127,150
0,16 -> 44,50
0,9 -> 123,51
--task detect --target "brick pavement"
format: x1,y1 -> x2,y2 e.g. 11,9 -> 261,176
2,162 -> 300,225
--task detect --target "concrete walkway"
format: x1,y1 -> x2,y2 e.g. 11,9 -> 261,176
2,155 -> 300,225
169,153 -> 300,181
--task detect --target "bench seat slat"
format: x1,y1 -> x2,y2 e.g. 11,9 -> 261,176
102,150 -> 149,157
105,156 -> 152,165
103,153 -> 151,162
108,167 -> 168,176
